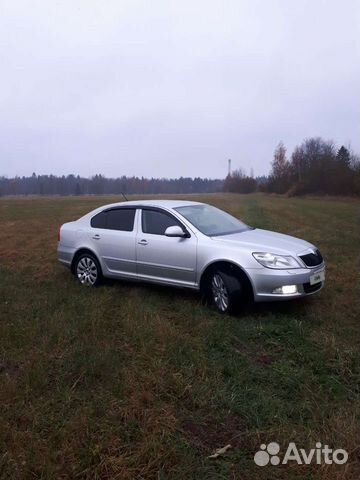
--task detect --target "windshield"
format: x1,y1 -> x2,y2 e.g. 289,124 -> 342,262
175,204 -> 251,236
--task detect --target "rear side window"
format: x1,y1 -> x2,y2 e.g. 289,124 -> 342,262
91,208 -> 135,231
107,209 -> 135,231
91,211 -> 107,228
142,209 -> 181,235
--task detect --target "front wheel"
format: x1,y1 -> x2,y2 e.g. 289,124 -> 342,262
75,253 -> 102,286
208,270 -> 243,314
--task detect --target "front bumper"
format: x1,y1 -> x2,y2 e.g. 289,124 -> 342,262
248,263 -> 325,302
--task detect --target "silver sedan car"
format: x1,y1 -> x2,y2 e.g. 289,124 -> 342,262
57,200 -> 325,314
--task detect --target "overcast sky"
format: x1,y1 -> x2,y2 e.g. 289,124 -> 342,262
0,0 -> 359,179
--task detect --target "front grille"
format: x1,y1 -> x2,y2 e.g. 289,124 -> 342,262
303,282 -> 322,294
299,249 -> 323,267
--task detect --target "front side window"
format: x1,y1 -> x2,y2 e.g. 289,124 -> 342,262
175,204 -> 250,236
142,209 -> 181,235
91,208 -> 135,231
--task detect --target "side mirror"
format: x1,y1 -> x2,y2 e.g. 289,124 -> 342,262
165,225 -> 188,238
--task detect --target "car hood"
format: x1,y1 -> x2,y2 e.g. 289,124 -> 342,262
211,228 -> 314,255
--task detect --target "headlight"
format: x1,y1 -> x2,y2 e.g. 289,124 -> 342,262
252,252 -> 301,269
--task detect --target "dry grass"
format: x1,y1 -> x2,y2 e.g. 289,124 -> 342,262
0,193 -> 359,479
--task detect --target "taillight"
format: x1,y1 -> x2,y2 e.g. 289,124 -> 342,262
58,226 -> 61,242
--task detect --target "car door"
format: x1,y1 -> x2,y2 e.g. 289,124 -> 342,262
89,207 -> 137,278
136,207 -> 197,286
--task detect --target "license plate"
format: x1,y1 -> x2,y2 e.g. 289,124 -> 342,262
310,270 -> 325,285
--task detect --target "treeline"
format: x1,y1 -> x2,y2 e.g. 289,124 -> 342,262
0,174 -> 223,196
224,138 -> 360,196
266,138 -> 359,195
223,170 -> 265,193
1,137 -> 359,197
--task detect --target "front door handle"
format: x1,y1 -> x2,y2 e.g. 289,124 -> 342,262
138,239 -> 148,246
92,234 -> 101,240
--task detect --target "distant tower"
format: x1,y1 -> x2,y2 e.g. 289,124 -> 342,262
228,159 -> 232,176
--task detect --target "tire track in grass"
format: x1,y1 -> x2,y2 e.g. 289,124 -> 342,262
241,194 -> 274,230
257,196 -> 359,341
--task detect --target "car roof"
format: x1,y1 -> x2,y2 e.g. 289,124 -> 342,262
79,199 -> 206,220
95,199 -> 205,210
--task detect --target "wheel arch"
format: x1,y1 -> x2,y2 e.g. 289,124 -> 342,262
71,247 -> 102,275
199,260 -> 254,301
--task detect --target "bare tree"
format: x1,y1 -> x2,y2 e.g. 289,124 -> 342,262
271,142 -> 288,178
268,142 -> 292,193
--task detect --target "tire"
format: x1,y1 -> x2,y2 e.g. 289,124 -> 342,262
74,253 -> 102,287
207,269 -> 243,314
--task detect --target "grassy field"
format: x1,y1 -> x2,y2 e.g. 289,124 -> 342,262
0,193 -> 359,479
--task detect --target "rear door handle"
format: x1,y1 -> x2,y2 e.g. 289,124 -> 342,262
138,239 -> 148,246
92,234 -> 101,240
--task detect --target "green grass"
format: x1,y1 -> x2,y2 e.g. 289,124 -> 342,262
0,193 -> 359,479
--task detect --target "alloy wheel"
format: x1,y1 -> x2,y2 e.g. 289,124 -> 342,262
76,257 -> 98,286
211,273 -> 229,312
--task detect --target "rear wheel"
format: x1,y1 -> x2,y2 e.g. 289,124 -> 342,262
207,269 -> 244,314
75,253 -> 102,287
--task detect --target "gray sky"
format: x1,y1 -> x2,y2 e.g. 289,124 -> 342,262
0,0 -> 359,178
